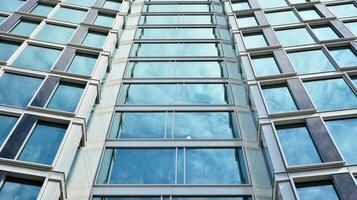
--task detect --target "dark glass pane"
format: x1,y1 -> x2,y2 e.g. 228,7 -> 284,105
139,15 -> 214,25
143,4 -> 211,12
135,28 -> 219,40
0,178 -> 42,200
0,114 -> 17,146
297,182 -> 340,200
47,83 -> 84,112
0,40 -> 20,62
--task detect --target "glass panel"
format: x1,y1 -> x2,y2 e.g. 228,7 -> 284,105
328,4 -> 357,18
47,83 -> 84,112
275,28 -> 315,47
143,4 -> 212,12
10,20 -> 38,36
65,0 -> 94,7
298,9 -> 322,20
325,118 -> 357,164
82,31 -> 107,48
265,11 -> 300,25
257,0 -> 287,9
251,55 -> 280,77
30,4 -> 54,16
287,49 -> 335,74
243,33 -> 268,49
67,53 -> 98,76
0,114 -> 17,146
35,24 -> 76,44
312,26 -> 340,41
51,7 -> 86,24
304,78 -> 357,111
344,21 -> 357,36
297,182 -> 340,200
232,1 -> 250,11
0,16 -> 6,24
94,14 -> 115,27
18,122 -> 67,165
0,73 -> 42,107
12,45 -> 61,72
352,77 -> 357,86
184,84 -> 229,104
103,0 -> 121,10
135,28 -> 220,40
0,178 -> 42,200
262,86 -> 297,113
0,40 -> 20,62
237,16 -> 258,28
276,125 -> 321,166
139,15 -> 214,25
93,197 -> 161,200
329,47 -> 357,68
0,0 -> 24,12
173,198 -> 250,200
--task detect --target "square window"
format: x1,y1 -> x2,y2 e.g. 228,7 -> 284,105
298,9 -> 322,21
9,20 -> 39,36
257,0 -> 287,9
0,0 -> 25,12
51,7 -> 87,24
0,177 -> 42,199
35,24 -> 76,44
344,21 -> 357,36
243,33 -> 268,49
287,49 -> 335,74
0,40 -> 21,62
251,55 -> 281,77
275,28 -> 315,47
265,11 -> 300,26
65,0 -> 94,7
231,1 -> 250,11
304,78 -> 357,111
0,114 -> 18,146
66,53 -> 98,76
82,31 -> 107,48
237,15 -> 258,28
329,47 -> 357,68
94,14 -> 116,27
30,3 -> 54,16
262,85 -> 298,113
311,26 -> 340,41
47,82 -> 84,112
103,0 -> 122,10
296,181 -> 340,200
328,4 -> 357,18
12,45 -> 62,72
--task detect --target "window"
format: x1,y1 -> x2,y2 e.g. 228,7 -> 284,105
304,78 -> 357,111
65,0 -> 94,7
93,197 -> 251,200
143,4 -> 212,12
30,3 -> 54,16
328,47 -> 357,68
0,73 -> 42,107
0,0 -> 25,12
125,61 -> 224,78
9,20 -> 39,36
0,16 -> 6,24
119,84 -> 230,105
251,55 -> 280,77
135,28 -> 224,40
287,49 -> 335,74
97,148 -> 247,184
257,0 -> 287,9
108,112 -> 238,139
242,33 -> 268,49
12,45 -> 61,72
296,181 -> 340,200
325,118 -> 357,164
265,11 -> 300,26
231,1 -> 250,11
344,21 -> 357,36
139,15 -> 215,25
130,43 -> 221,57
35,24 -> 76,44
275,28 -> 315,47
18,122 -> 67,165
0,40 -> 20,62
94,14 -> 115,27
328,4 -> 357,18
298,9 -> 322,21
103,0 -> 122,10
352,77 -> 357,86
311,26 -> 340,41
82,31 -> 107,48
0,177 -> 42,200
66,53 -> 98,76
0,114 -> 18,146
276,125 -> 321,166
262,85 -> 297,113
237,15 -> 258,28
51,7 -> 87,24
47,82 -> 84,112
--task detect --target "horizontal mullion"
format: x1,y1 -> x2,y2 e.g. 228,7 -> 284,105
105,140 -> 243,148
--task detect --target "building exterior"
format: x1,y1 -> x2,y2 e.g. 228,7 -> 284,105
0,0 -> 356,200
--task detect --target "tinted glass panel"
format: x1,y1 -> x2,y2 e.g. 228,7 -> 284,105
275,28 -> 315,47
232,1 -> 250,11
265,11 -> 300,25
329,47 -> 357,68
298,9 -> 321,20
30,4 -> 54,16
65,0 -> 94,7
0,16 -> 6,24
328,4 -> 357,18
82,32 -> 107,48
47,83 -> 84,112
243,33 -> 267,49
262,86 -> 297,113
0,40 -> 20,62
139,16 -> 215,25
0,178 -> 42,200
51,7 -> 86,24
35,24 -> 76,44
251,55 -> 280,77
297,182 -> 340,200
0,115 -> 17,146
135,28 -> 222,40
18,122 -> 67,165
103,0 -> 121,10
257,0 -> 287,9
237,16 -> 258,28
94,14 -> 115,27
143,4 -> 212,12
10,20 -> 38,36
0,0 -> 24,12
344,21 -> 357,36
67,53 -> 98,76
312,26 -> 340,41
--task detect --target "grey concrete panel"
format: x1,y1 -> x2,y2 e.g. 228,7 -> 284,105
247,0 -> 260,9
315,4 -> 335,18
18,0 -> 37,13
69,26 -> 88,45
330,20 -> 355,38
254,11 -> 269,26
83,9 -> 99,25
273,49 -> 295,74
94,0 -> 106,8
287,79 -> 314,110
0,14 -> 21,32
53,47 -> 76,71
333,173 -> 357,200
30,76 -> 60,107
263,28 -> 280,47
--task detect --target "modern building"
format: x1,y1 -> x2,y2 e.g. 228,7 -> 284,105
0,0 -> 356,200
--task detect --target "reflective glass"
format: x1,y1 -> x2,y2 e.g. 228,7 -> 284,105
125,61 -> 224,78
30,4 -> 54,16
47,83 -> 84,112
35,24 -> 76,44
103,0 -> 121,10
94,14 -> 115,27
0,0 -> 24,12
65,0 -> 94,7
257,0 -> 287,9
297,182 -> 340,200
139,15 -> 215,25
298,9 -> 321,20
344,21 -> 357,36
0,16 -> 6,24
262,86 -> 297,113
0,115 -> 17,146
135,28 -> 220,40
67,53 -> 98,75
276,125 -> 321,166
0,40 -> 20,62
143,4 -> 211,12
328,4 -> 357,18
82,31 -> 107,48
265,11 -> 300,25
173,198 -> 251,200
93,197 -> 161,200
18,122 -> 67,165
131,43 -> 221,57
243,33 -> 267,49
312,26 -> 340,41
10,20 -> 38,36
0,73 -> 42,107
232,1 -> 250,11
287,49 -> 335,74
251,55 -> 280,77
0,178 -> 42,200
325,118 -> 357,164
51,7 -> 86,24
275,28 -> 315,47
353,77 -> 357,86
12,45 -> 61,72
329,47 -> 357,68
237,16 -> 258,28
304,78 -> 357,111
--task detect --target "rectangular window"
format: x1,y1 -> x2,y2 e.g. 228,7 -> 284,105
0,40 -> 21,62
139,15 -> 216,25
298,9 -> 322,21
51,7 -> 87,24
0,114 -> 18,147
0,16 -> 6,24
236,15 -> 258,28
232,1 -> 250,11
275,28 -> 315,47
0,0 -> 24,12
35,24 -> 76,44
30,3 -> 54,16
9,20 -> 39,36
108,112 -> 239,139
47,82 -> 84,112
262,85 -> 297,113
135,28 -> 227,40
328,4 -> 357,18
265,10 -> 300,26
328,47 -> 357,68
66,53 -> 98,76
296,181 -> 340,200
65,0 -> 94,7
97,148 -> 248,184
143,4 -> 212,12
242,33 -> 268,49
103,0 -> 122,10
344,21 -> 357,36
0,177 -> 42,199
93,197 -> 251,200
311,26 -> 340,41
94,14 -> 115,27
82,31 -> 107,48
257,0 -> 287,9
251,55 -> 281,77
18,122 -> 67,165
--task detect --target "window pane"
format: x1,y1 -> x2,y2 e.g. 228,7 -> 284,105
0,16 -> 6,24
328,4 -> 357,18
243,33 -> 267,49
265,11 -> 300,25
276,125 -> 321,166
237,16 -> 258,28
232,1 -> 250,11
0,114 -> 17,146
30,4 -> 54,16
0,73 -> 42,107
184,84 -> 229,104
47,83 -> 84,112
329,47 -> 357,68
173,198 -> 250,200
257,0 -> 287,9
93,197 -> 161,200
18,122 -> 67,165
344,21 -> 357,36
304,78 -> 357,111
103,0 -> 121,10
251,55 -> 280,77
0,0 -> 24,12
0,178 -> 42,200
35,24 -> 76,44
135,28 -> 221,40
312,26 -> 340,41
325,118 -> 357,164
67,53 -> 98,75
139,15 -> 215,25
0,40 -> 20,62
12,45 -> 61,72
10,20 -> 38,36
262,86 -> 297,113
51,7 -> 87,24
143,4 -> 212,12
298,9 -> 322,21
94,14 -> 115,27
287,49 -> 335,74
82,31 -> 107,48
65,0 -> 94,7
297,182 -> 340,200
275,28 -> 315,47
